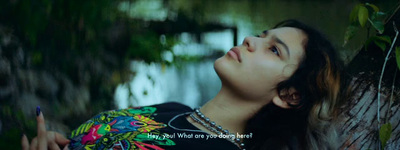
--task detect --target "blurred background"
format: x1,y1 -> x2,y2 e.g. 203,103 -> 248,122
0,0 -> 399,149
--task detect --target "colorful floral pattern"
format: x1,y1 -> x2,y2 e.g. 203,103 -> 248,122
69,106 -> 175,150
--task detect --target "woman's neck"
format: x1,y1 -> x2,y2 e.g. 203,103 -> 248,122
188,86 -> 268,135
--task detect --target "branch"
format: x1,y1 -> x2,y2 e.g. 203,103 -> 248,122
385,69 -> 397,123
377,21 -> 399,150
385,2 -> 400,25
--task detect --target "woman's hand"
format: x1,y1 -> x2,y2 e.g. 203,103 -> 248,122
21,107 -> 70,150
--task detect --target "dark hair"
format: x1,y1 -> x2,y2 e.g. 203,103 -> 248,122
244,20 -> 344,150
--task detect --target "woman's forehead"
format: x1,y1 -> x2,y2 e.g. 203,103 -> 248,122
269,27 -> 306,37
262,27 -> 308,46
270,27 -> 307,62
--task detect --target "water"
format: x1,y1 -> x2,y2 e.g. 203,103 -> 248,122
115,30 -> 233,108
115,59 -> 221,108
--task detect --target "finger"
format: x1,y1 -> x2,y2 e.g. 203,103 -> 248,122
54,132 -> 70,146
36,106 -> 47,150
63,144 -> 70,150
21,134 -> 30,150
48,142 -> 60,150
30,137 -> 38,150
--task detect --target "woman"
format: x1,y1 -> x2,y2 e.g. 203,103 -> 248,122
21,20 -> 345,150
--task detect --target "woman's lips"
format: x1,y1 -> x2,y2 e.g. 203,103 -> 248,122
228,47 -> 241,62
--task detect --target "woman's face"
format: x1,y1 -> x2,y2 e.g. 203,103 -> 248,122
214,27 -> 307,102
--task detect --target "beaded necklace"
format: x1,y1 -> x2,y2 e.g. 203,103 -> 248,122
190,108 -> 246,150
168,109 -> 247,150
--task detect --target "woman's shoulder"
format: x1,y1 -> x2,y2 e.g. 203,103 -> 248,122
75,102 -> 192,126
117,102 -> 192,116
95,101 -> 192,116
144,101 -> 193,112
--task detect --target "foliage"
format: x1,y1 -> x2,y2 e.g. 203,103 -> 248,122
344,3 -> 386,45
344,2 -> 400,69
364,35 -> 391,51
0,0 -> 176,147
344,2 -> 400,149
379,123 -> 392,149
0,0 -> 173,69
396,47 -> 400,70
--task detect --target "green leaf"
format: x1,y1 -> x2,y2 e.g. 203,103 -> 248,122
379,123 -> 392,149
371,11 -> 387,21
377,36 -> 392,44
343,25 -> 359,46
366,3 -> 379,12
370,20 -> 385,34
396,46 -> 400,70
374,40 -> 387,51
374,35 -> 391,51
32,51 -> 43,65
365,36 -> 391,51
358,5 -> 369,27
349,4 -> 361,23
369,12 -> 386,34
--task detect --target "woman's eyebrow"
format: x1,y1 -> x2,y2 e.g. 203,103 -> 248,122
272,35 -> 290,58
262,30 -> 268,35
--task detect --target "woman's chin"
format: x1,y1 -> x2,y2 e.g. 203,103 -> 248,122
214,57 -> 233,81
214,55 -> 237,72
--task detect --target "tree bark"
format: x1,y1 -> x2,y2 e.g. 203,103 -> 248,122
339,74 -> 400,149
339,8 -> 400,149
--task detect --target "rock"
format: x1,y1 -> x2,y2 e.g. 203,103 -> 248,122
71,86 -> 90,115
0,57 -> 11,76
18,92 -> 42,117
37,72 -> 59,101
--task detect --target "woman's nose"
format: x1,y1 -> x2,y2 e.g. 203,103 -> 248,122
242,36 -> 255,52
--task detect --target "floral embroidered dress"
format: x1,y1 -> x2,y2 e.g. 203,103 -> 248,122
68,102 -> 239,150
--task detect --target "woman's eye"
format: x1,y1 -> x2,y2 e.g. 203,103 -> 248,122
271,46 -> 280,56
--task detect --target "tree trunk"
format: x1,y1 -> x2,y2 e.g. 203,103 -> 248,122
339,9 -> 400,149
339,74 -> 400,149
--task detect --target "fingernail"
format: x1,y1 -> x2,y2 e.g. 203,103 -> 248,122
36,106 -> 41,116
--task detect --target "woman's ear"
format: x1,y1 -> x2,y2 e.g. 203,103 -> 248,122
272,87 -> 301,109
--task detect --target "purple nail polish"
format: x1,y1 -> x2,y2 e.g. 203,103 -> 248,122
36,106 -> 41,116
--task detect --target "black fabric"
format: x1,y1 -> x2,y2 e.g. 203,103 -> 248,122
68,102 -> 239,150
148,102 -> 239,150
